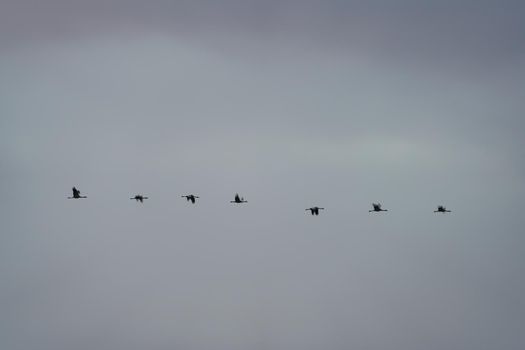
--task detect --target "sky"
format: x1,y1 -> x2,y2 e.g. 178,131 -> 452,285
1,1 -> 525,350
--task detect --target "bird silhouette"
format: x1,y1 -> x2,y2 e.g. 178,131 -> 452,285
130,194 -> 148,203
68,187 -> 87,199
305,207 -> 324,215
369,203 -> 388,212
434,205 -> 451,213
230,193 -> 247,203
181,194 -> 199,204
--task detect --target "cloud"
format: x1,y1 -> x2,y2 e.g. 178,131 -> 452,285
1,3 -> 525,350
2,0 -> 524,75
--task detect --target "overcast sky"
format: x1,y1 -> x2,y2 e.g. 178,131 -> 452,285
1,1 -> 525,350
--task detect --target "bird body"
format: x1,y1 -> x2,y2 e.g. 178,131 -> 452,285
434,205 -> 451,213
230,193 -> 247,203
306,207 -> 324,215
131,195 -> 148,203
182,194 -> 199,204
369,203 -> 387,212
68,187 -> 87,199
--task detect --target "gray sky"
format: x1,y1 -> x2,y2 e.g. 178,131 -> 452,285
1,1 -> 524,350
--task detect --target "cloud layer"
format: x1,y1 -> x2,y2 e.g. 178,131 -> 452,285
1,2 -> 524,350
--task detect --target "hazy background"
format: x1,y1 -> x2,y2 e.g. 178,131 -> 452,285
1,1 -> 524,349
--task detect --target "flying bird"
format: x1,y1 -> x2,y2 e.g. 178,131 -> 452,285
68,187 -> 87,199
230,193 -> 247,203
434,205 -> 451,213
369,203 -> 388,212
131,194 -> 148,203
306,207 -> 324,215
181,194 -> 199,204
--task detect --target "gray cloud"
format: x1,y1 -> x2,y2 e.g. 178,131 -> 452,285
1,2 -> 525,350
2,1 -> 525,73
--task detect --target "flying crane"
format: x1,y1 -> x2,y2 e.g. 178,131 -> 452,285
230,193 -> 247,203
305,207 -> 324,215
369,203 -> 388,212
68,187 -> 87,199
434,205 -> 451,213
130,194 -> 148,203
182,194 -> 199,204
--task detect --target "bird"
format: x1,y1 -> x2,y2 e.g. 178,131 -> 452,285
369,203 -> 388,212
230,193 -> 247,203
68,187 -> 87,199
181,194 -> 199,204
434,205 -> 451,213
130,194 -> 148,203
306,207 -> 324,215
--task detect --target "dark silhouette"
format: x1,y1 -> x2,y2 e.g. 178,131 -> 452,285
369,203 -> 388,212
306,207 -> 324,215
230,193 -> 247,203
182,194 -> 199,204
131,194 -> 148,203
68,187 -> 87,199
434,205 -> 451,213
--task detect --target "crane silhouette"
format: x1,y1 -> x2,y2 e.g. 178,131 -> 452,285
182,194 -> 199,204
369,203 -> 388,212
434,205 -> 451,213
230,193 -> 247,203
130,194 -> 148,203
306,207 -> 324,215
68,187 -> 87,199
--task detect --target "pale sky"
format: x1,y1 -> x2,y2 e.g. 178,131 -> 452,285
1,1 -> 524,350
